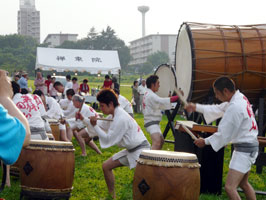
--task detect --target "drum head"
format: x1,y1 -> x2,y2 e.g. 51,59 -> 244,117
175,24 -> 192,101
154,64 -> 177,98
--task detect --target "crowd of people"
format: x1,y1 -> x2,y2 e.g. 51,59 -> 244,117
0,70 -> 259,200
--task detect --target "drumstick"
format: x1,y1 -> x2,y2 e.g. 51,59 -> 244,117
181,124 -> 198,141
76,98 -> 85,121
88,117 -> 113,121
174,89 -> 188,106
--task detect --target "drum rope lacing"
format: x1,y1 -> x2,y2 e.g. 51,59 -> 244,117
139,154 -> 198,163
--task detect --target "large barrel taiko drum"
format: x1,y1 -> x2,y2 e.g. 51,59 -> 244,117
19,140 -> 75,199
175,22 -> 266,104
133,150 -> 200,200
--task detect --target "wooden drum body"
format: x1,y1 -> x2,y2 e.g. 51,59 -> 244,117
19,140 -> 75,199
175,22 -> 266,104
133,150 -> 200,200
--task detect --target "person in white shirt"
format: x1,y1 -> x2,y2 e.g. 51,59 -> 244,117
114,89 -> 134,117
185,77 -> 258,200
33,90 -> 69,142
65,74 -> 73,94
12,82 -> 48,140
143,75 -> 179,150
59,89 -> 78,119
137,79 -> 147,113
76,89 -> 150,199
67,94 -> 102,155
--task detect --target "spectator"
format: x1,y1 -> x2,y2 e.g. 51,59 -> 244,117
132,80 -> 140,113
14,73 -> 20,82
49,77 -> 57,99
0,70 -> 31,164
112,77 -> 119,91
34,72 -> 45,93
0,70 -> 31,187
72,77 -> 79,94
17,72 -> 29,92
102,75 -> 112,89
45,75 -> 52,94
79,79 -> 90,94
138,79 -> 147,113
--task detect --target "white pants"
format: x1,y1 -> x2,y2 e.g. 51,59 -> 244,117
229,151 -> 258,173
146,124 -> 162,135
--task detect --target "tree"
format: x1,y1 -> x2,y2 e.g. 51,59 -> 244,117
0,34 -> 38,75
146,51 -> 170,69
57,26 -> 131,69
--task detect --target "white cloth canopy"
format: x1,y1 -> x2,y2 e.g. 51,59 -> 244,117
35,47 -> 121,74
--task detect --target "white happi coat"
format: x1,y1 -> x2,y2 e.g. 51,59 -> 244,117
32,94 -> 52,133
67,104 -> 98,130
32,94 -> 46,116
87,106 -> 150,169
13,93 -> 44,128
143,88 -> 171,124
45,96 -> 63,120
118,95 -> 133,115
59,99 -> 78,119
196,90 -> 258,152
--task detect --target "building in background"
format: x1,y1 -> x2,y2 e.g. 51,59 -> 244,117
129,34 -> 177,66
18,0 -> 40,43
43,33 -> 78,47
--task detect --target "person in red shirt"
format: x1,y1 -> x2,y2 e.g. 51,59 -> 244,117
79,79 -> 90,94
45,75 -> 52,94
102,75 -> 112,89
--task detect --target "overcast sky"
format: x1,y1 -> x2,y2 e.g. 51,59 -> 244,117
1,0 -> 266,45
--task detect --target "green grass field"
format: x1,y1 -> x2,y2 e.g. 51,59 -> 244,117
0,80 -> 265,200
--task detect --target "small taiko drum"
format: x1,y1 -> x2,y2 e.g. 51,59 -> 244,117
48,119 -> 61,141
19,140 -> 75,199
133,150 -> 200,200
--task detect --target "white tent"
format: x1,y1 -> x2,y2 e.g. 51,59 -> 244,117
35,47 -> 121,74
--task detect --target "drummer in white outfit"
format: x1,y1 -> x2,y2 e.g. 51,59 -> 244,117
59,89 -> 78,119
67,94 -> 102,155
185,77 -> 258,200
33,90 -> 69,142
143,75 -> 179,150
76,89 -> 150,199
114,89 -> 134,117
12,82 -> 48,140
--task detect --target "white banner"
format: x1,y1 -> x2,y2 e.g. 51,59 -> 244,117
35,47 -> 121,74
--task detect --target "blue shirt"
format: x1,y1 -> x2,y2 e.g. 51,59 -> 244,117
18,77 -> 28,89
0,104 -> 26,165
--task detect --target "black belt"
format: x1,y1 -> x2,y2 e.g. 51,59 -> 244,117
144,121 -> 160,128
128,140 -> 150,153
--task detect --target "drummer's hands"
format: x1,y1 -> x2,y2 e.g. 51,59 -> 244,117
90,116 -> 97,126
184,102 -> 196,113
75,111 -> 84,121
194,138 -> 205,148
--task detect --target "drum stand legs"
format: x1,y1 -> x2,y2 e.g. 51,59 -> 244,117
163,102 -> 180,143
